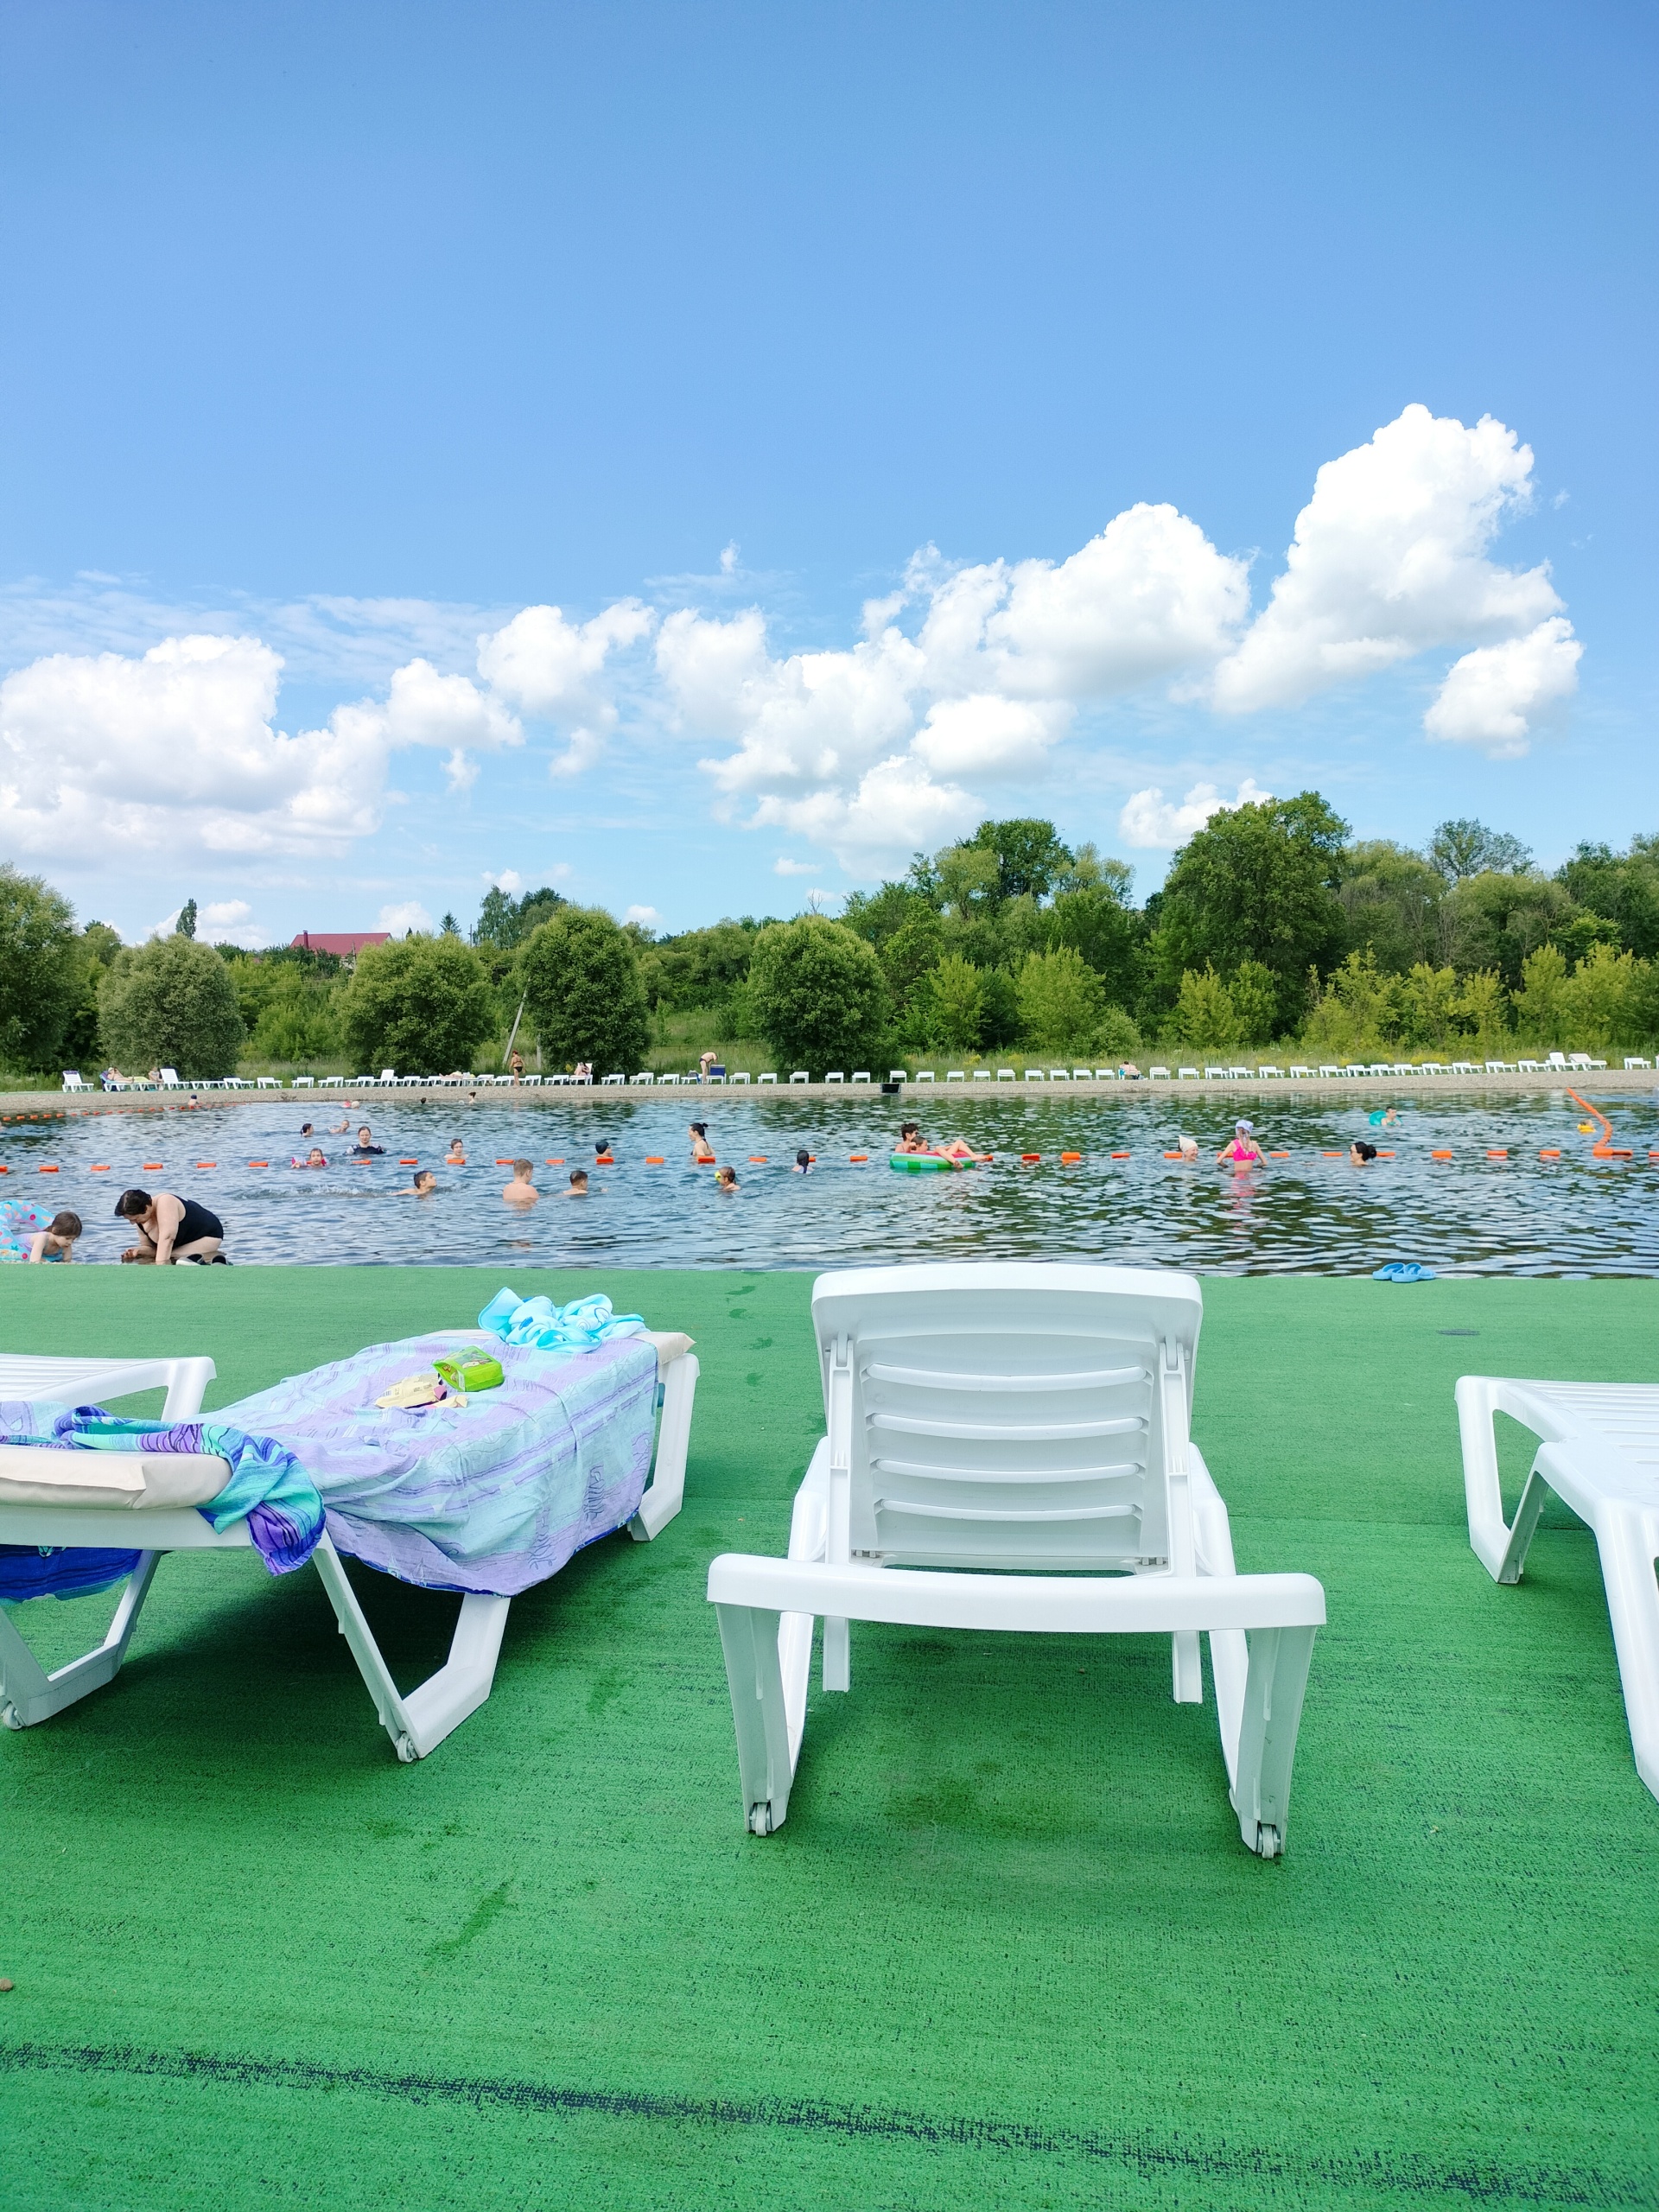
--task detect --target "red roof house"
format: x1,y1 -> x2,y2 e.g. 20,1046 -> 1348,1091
289,931 -> 392,958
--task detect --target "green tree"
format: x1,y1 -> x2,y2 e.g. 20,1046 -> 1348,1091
1300,950 -> 1397,1054
1427,819 -> 1533,882
60,921 -> 124,1070
1338,841 -> 1446,973
1154,793 -> 1348,1025
1015,946 -> 1104,1052
924,956 -> 985,1051
340,935 -> 496,1073
880,907 -> 946,1031
1510,944 -> 1570,1046
1441,871 -> 1573,987
1555,836 -> 1659,959
473,883 -> 568,952
0,867 -> 84,1071
744,917 -> 887,1072
1227,961 -> 1280,1042
439,911 -> 461,937
1557,942 -> 1641,1049
841,880 -> 940,949
1047,882 -> 1144,1005
967,818 -> 1073,903
520,906 -> 651,1073
977,966 -> 1020,1049
175,898 -> 198,940
933,842 -> 1001,917
1395,963 -> 1460,1050
100,936 -> 245,1077
1452,969 -> 1508,1051
1170,966 -> 1237,1051
250,966 -> 343,1063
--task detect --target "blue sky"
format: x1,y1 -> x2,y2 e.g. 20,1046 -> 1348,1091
0,0 -> 1653,944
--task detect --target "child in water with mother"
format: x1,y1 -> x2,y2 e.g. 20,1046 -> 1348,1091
894,1120 -> 991,1162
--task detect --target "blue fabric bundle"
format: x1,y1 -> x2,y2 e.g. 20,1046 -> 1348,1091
477,1287 -> 647,1353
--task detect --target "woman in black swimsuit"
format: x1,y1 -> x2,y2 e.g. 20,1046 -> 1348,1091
113,1188 -> 226,1264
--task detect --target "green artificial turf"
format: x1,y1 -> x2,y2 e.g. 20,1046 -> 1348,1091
0,1265 -> 1656,2211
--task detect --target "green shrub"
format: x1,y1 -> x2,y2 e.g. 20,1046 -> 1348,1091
1015,946 -> 1105,1054
340,936 -> 496,1073
0,864 -> 83,1071
520,906 -> 651,1074
746,917 -> 887,1073
99,935 -> 245,1078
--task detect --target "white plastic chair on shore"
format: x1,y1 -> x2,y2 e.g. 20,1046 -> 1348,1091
0,1340 -> 699,1763
1457,1375 -> 1659,1803
708,1263 -> 1325,1857
60,1071 -> 87,1092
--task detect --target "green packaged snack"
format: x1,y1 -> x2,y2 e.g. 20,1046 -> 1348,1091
434,1351 -> 505,1395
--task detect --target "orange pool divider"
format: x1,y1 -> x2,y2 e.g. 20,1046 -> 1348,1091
399,1157 -> 417,1165
1020,1153 -> 1041,1163
1268,1150 -> 1289,1158
91,1165 -> 110,1172
1377,1150 -> 1395,1157
1430,1149 -> 1452,1160
595,1154 -> 616,1165
1060,1152 -> 1082,1163
546,1159 -> 563,1165
1540,1148 -> 1561,1158
143,1163 -> 163,1171
645,1155 -> 664,1164
849,1154 -> 868,1162
1486,1149 -> 1508,1158
1321,1150 -> 1343,1157
1111,1150 -> 1129,1159
0,1166 -> 9,1173
249,1160 -> 270,1168
1163,1150 -> 1181,1158
494,1157 -> 514,1165
195,1161 -> 216,1169
1603,1148 -> 1633,1159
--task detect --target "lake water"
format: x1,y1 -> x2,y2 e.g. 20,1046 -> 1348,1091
6,1088 -> 1657,1276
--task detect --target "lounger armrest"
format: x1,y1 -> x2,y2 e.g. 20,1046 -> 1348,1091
705,1556 -> 1325,1634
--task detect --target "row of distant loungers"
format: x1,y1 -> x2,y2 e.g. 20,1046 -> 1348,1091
47,1052 -> 1658,1110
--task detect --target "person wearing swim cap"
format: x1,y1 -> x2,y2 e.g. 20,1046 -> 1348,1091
1217,1119 -> 1264,1166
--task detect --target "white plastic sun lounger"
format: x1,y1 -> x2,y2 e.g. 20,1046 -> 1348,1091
1457,1375 -> 1659,1802
708,1263 -> 1325,1857
0,1339 -> 699,1762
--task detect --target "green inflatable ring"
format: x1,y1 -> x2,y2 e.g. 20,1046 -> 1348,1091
889,1152 -> 963,1173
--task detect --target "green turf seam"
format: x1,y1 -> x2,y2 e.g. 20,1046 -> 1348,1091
0,2039 -> 1647,2206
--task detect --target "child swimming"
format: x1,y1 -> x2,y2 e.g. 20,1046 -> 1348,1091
715,1164 -> 739,1191
793,1149 -> 813,1173
0,1204 -> 81,1262
501,1160 -> 539,1204
291,1147 -> 327,1168
397,1169 -> 438,1196
444,1138 -> 466,1165
561,1169 -> 590,1198
1217,1119 -> 1264,1166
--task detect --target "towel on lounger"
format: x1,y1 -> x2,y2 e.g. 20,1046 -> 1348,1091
0,1398 -> 326,1602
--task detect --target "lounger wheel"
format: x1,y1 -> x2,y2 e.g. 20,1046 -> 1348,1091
747,1801 -> 776,1835
395,1732 -> 419,1764
1253,1823 -> 1282,1859
1,1701 -> 22,1732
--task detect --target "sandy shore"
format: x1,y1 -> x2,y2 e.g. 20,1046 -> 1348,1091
13,1065 -> 1655,1115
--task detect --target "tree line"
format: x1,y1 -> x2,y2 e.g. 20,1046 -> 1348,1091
1,799 -> 1656,1081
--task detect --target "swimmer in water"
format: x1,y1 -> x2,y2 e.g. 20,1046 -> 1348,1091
897,1119 -> 989,1162
1217,1119 -> 1264,1166
594,1136 -> 615,1164
293,1147 -> 327,1168
1350,1140 -> 1378,1166
1175,1134 -> 1199,1161
689,1122 -> 715,1162
793,1149 -> 813,1173
501,1159 -> 539,1204
715,1164 -> 739,1191
444,1137 -> 466,1165
561,1169 -> 589,1198
1367,1105 -> 1399,1128
397,1169 -> 438,1197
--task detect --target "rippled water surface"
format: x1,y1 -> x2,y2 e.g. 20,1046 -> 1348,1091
8,1088 -> 1658,1275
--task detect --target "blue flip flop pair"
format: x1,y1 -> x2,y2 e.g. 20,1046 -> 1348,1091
1372,1261 -> 1437,1282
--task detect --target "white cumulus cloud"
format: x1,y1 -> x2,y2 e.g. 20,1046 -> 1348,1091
476,601 -> 651,779
1423,616 -> 1582,757
624,904 -> 661,930
484,868 -> 524,895
201,899 -> 252,926
1212,404 -> 1562,713
753,756 -> 981,875
1118,778 -> 1273,850
378,900 -> 432,935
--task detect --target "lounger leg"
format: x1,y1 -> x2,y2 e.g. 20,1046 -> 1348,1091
1456,1376 -> 1525,1581
0,1551 -> 162,1730
309,1535 -> 511,1761
1496,1459 -> 1554,1584
629,1353 -> 701,1541
1225,1624 -> 1316,1859
714,1600 -> 797,1834
1589,1500 -> 1659,1804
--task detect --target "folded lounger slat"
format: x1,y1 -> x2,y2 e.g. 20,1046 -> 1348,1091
1456,1375 -> 1659,1802
0,1334 -> 699,1761
708,1262 -> 1324,1857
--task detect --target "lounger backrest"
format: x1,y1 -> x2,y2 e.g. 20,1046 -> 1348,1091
810,1262 -> 1202,1573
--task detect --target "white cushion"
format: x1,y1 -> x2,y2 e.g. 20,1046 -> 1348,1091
0,1443 -> 230,1510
